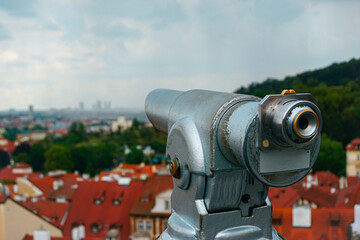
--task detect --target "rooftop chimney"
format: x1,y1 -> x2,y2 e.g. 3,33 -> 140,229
33,229 -> 50,240
293,205 -> 311,228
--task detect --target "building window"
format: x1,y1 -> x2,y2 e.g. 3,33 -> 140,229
137,220 -> 144,230
330,219 -> 340,226
145,220 -> 152,231
112,199 -> 121,206
165,200 -> 170,210
330,212 -> 340,227
357,154 -> 360,161
106,225 -> 120,240
72,224 -> 85,240
91,223 -> 101,233
356,145 -> 360,150
272,217 -> 282,225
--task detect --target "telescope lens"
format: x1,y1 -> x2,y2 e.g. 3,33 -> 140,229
294,110 -> 318,139
286,106 -> 319,142
298,117 -> 309,130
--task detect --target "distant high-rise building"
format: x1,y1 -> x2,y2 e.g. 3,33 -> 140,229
29,105 -> 34,114
96,100 -> 102,110
104,101 -> 111,110
79,102 -> 85,110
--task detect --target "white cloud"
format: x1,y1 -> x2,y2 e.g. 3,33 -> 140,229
0,0 -> 358,110
0,50 -> 18,63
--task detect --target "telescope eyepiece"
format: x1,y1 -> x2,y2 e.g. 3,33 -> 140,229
260,94 -> 322,149
286,105 -> 319,143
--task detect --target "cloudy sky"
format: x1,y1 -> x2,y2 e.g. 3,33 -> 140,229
0,0 -> 359,110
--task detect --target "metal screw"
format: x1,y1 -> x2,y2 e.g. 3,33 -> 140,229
169,157 -> 181,179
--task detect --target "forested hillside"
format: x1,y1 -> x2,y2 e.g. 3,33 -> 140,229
235,58 -> 360,176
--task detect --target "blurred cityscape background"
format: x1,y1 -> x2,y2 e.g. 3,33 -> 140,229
0,0 -> 359,240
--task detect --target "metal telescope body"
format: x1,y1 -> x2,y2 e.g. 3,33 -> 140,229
145,89 -> 322,240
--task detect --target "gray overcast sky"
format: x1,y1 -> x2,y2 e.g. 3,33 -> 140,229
0,0 -> 359,110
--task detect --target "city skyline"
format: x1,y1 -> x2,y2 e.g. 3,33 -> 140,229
0,0 -> 359,109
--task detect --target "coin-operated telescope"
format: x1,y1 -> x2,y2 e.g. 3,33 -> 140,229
145,89 -> 322,240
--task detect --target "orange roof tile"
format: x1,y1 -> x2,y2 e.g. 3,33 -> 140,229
29,176 -> 55,197
21,200 -> 69,227
346,138 -> 360,150
336,182 -> 360,208
63,180 -> 145,240
130,174 -> 173,216
273,208 -> 353,240
268,187 -> 300,208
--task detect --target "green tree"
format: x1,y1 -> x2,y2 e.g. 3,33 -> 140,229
0,150 -> 10,169
312,134 -> 346,176
29,143 -> 46,172
12,143 -> 30,157
132,118 -> 140,130
54,122 -> 88,145
14,152 -> 30,163
150,139 -> 166,153
125,146 -> 144,164
92,140 -> 117,170
3,128 -> 19,141
44,145 -> 73,172
71,145 -> 94,174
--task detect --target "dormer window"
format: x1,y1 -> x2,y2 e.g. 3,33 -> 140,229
94,198 -> 103,205
106,225 -> 120,240
141,197 -> 149,203
272,212 -> 282,225
112,192 -> 124,206
91,223 -> 101,233
330,212 -> 340,226
272,217 -> 282,225
94,191 -> 105,205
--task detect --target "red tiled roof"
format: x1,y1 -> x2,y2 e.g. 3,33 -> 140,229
315,171 -> 339,188
63,180 -> 145,240
21,200 -> 69,227
0,166 -> 40,181
273,208 -> 354,240
301,186 -> 338,208
346,138 -> 360,150
0,137 -> 16,154
347,176 -> 360,188
130,174 -> 173,216
268,187 -> 300,208
100,164 -> 166,181
29,176 -> 56,197
48,187 -> 77,202
26,173 -> 84,199
269,179 -> 339,208
336,182 -> 360,208
15,163 -> 31,168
